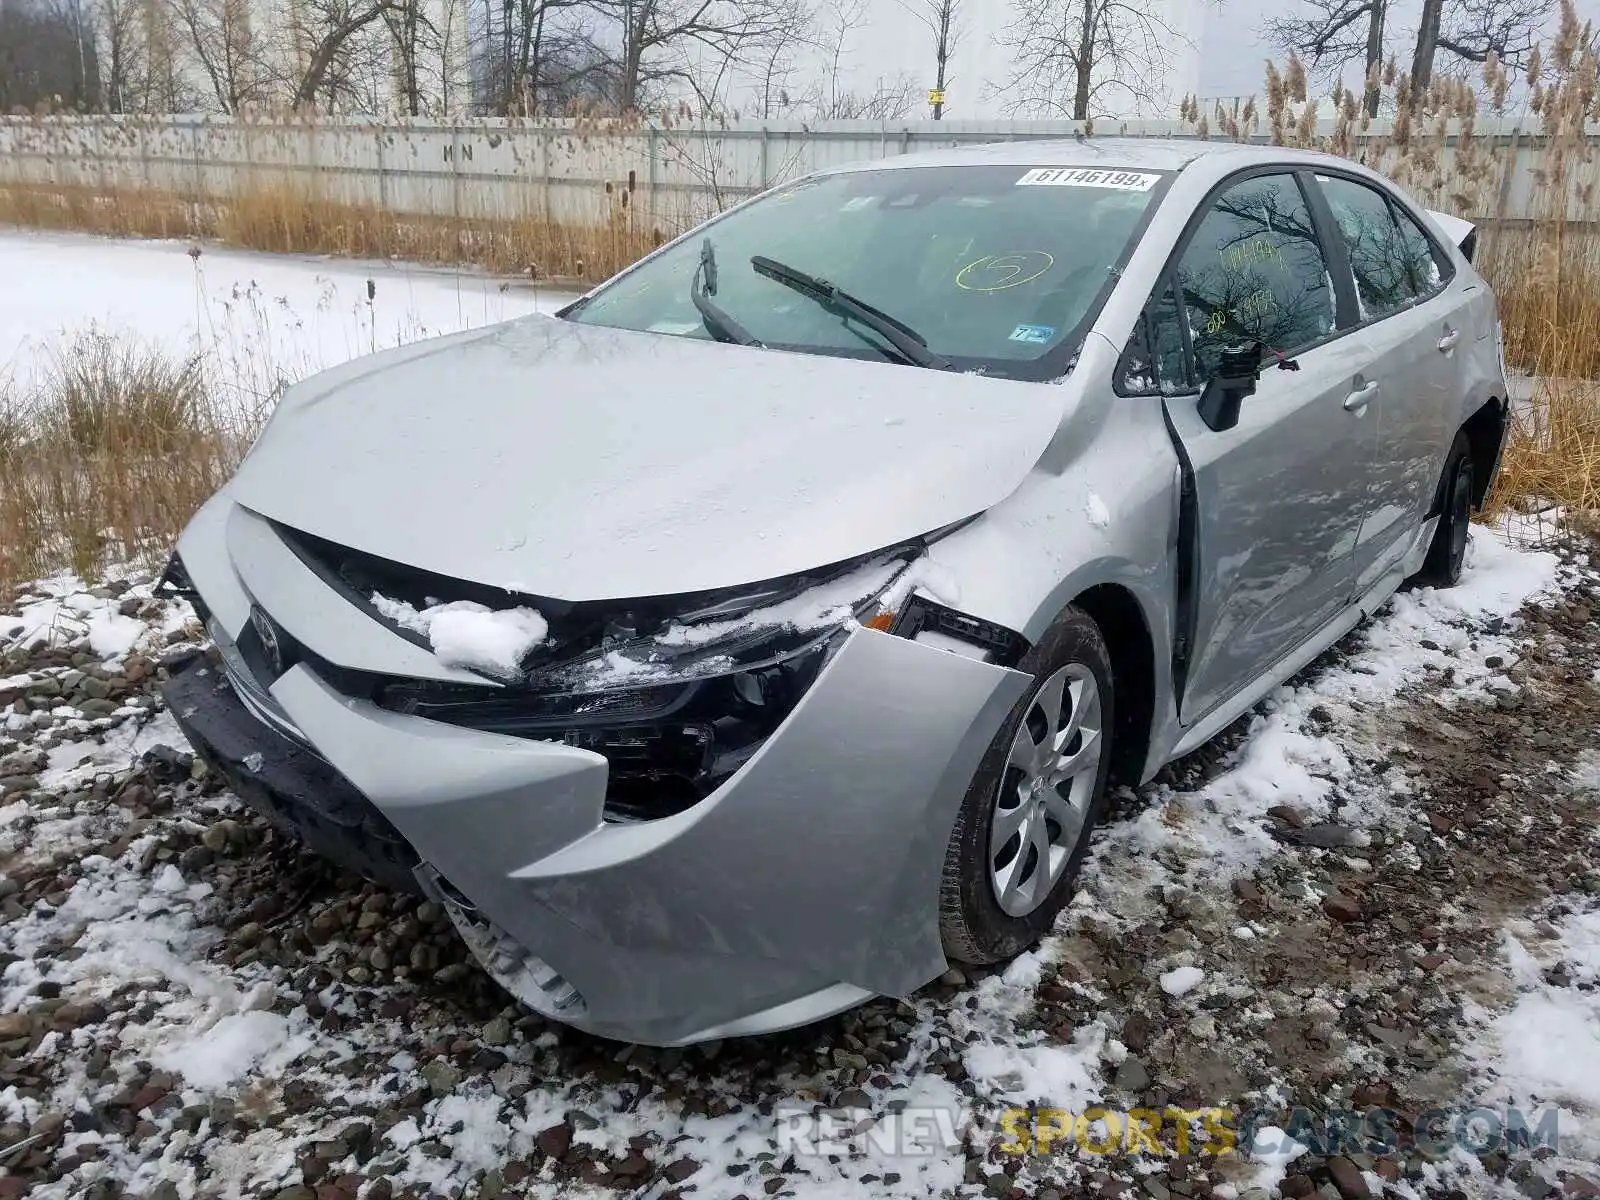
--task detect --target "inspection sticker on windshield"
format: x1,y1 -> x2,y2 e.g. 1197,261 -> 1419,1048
1009,324 -> 1056,344
1015,167 -> 1159,190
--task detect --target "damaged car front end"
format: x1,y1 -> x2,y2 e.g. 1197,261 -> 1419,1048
162,491 -> 1035,1044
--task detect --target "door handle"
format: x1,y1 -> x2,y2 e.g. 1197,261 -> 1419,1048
1437,329 -> 1460,353
1344,381 -> 1380,411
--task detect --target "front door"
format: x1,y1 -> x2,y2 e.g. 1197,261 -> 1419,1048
1152,171 -> 1374,724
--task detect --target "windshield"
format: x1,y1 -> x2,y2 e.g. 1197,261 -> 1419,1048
565,163 -> 1171,380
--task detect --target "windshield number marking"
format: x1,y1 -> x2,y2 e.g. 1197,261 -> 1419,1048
1015,167 -> 1159,191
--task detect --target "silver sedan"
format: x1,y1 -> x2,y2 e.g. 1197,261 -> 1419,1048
162,138 -> 1508,1045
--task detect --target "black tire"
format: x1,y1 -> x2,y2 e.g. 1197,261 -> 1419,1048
1413,431 -> 1475,588
938,605 -> 1115,966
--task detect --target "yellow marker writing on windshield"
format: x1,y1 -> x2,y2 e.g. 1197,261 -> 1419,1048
956,251 -> 1055,291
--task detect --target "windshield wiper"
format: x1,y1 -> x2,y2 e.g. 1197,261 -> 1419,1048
691,239 -> 760,346
750,255 -> 950,370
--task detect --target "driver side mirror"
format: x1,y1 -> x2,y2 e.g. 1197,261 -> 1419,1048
1196,341 -> 1264,433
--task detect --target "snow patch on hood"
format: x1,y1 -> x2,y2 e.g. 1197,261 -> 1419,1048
370,594 -> 548,680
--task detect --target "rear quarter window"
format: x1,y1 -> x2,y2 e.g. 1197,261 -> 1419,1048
1316,175 -> 1418,319
1392,203 -> 1452,296
1316,173 -> 1452,316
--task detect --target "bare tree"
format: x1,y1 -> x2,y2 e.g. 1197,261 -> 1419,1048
381,0 -> 429,114
1413,0 -> 1555,89
995,0 -> 1182,120
139,0 -> 185,108
805,0 -> 919,118
291,0 -> 406,108
1265,0 -> 1386,115
1411,0 -> 1443,87
95,0 -> 147,109
1272,0 -> 1555,105
751,0 -> 812,116
169,0 -> 268,110
588,0 -> 810,113
810,0 -> 863,117
433,0 -> 470,110
481,0 -> 567,111
899,0 -> 960,118
818,71 -> 919,117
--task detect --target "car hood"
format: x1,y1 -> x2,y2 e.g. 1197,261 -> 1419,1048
229,314 -> 1071,600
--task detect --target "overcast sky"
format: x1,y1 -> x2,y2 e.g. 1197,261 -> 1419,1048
1194,0 -> 1286,98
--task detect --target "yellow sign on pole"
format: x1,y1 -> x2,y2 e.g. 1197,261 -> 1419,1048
928,88 -> 945,106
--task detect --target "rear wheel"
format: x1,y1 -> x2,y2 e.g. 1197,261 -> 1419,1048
938,606 -> 1115,965
1414,431 -> 1475,588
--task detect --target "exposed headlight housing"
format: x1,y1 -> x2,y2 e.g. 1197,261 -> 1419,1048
379,547 -> 917,822
544,549 -> 913,692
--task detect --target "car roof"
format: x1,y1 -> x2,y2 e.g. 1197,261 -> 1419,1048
826,136 -> 1341,176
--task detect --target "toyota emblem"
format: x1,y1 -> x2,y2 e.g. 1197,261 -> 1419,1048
250,608 -> 283,678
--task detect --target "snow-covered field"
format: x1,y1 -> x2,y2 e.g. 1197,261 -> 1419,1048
2,232 -> 1599,1199
0,230 -> 569,412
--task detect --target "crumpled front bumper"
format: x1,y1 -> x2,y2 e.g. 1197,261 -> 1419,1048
168,495 -> 1031,1045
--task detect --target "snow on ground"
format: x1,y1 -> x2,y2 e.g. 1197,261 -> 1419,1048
1465,762 -> 1600,1166
0,230 -> 570,414
1090,528 -> 1561,895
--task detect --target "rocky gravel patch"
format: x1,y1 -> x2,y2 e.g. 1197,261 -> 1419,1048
0,533 -> 1593,1200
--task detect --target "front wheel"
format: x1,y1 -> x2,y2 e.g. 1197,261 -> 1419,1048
1413,431 -> 1475,588
938,606 -> 1115,966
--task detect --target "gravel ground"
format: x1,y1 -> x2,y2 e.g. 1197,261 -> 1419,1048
0,529 -> 1596,1200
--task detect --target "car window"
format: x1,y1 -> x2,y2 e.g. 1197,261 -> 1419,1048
1118,282 -> 1190,394
1148,284 -> 1189,389
1315,175 -> 1418,320
1174,173 -> 1336,380
567,164 -> 1169,382
1390,202 -> 1451,297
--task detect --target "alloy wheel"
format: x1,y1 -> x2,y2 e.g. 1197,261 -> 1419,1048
989,662 -> 1104,917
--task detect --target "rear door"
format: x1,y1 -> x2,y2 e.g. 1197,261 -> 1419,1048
1309,172 -> 1469,593
1148,170 -> 1374,724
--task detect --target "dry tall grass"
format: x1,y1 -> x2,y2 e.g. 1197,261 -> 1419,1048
0,333 -> 252,592
0,178 -> 664,285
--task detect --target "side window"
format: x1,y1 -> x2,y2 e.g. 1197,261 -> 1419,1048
1391,203 -> 1452,298
1175,173 -> 1336,380
1316,175 -> 1416,319
1148,283 -> 1190,389
1117,283 -> 1191,394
